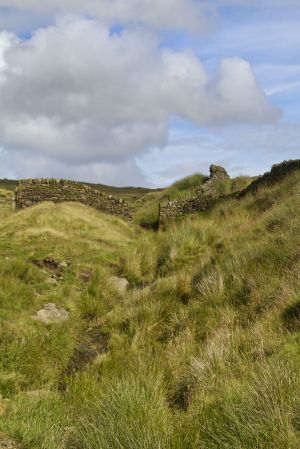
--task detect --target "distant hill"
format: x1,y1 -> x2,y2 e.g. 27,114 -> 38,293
0,179 -> 18,191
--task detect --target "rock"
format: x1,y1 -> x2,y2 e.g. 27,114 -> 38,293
80,270 -> 92,282
209,164 -> 230,180
109,276 -> 129,294
47,277 -> 58,284
33,258 -> 68,282
59,261 -> 68,269
33,303 -> 69,324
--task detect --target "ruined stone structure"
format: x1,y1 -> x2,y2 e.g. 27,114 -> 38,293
14,179 -> 133,220
13,159 -> 300,226
159,165 -> 230,226
159,159 -> 300,226
238,159 -> 300,197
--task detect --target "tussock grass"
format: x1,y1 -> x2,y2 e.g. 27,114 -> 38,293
67,371 -> 172,449
0,171 -> 299,448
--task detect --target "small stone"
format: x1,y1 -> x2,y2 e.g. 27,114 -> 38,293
33,303 -> 69,324
48,277 -> 58,284
80,270 -> 92,282
109,276 -> 129,294
59,261 -> 68,269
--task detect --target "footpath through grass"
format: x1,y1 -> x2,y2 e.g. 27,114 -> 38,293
0,172 -> 300,449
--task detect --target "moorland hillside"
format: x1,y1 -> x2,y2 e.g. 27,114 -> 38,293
0,164 -> 299,448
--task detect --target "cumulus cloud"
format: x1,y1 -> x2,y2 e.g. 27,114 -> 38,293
0,17 -> 280,183
0,147 -> 146,186
0,0 -> 213,34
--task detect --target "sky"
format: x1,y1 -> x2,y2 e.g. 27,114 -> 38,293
0,0 -> 299,187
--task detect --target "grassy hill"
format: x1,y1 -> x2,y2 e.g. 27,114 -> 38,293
0,168 -> 299,448
133,173 -> 253,227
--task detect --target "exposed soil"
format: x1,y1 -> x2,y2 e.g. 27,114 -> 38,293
59,327 -> 109,391
32,258 -> 66,279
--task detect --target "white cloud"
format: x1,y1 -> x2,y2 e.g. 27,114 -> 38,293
0,0 -> 297,33
211,0 -> 300,6
0,148 -> 146,186
139,122 -> 300,186
0,17 -> 280,183
0,0 -> 213,34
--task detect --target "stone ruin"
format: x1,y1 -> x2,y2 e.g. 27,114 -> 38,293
238,159 -> 300,197
159,159 -> 300,226
14,178 -> 133,220
159,164 -> 231,226
12,159 -> 300,226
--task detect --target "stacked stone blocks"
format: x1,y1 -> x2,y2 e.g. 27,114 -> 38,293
159,160 -> 300,226
14,178 -> 133,219
159,164 -> 230,226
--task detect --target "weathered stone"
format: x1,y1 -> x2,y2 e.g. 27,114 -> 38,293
33,258 -> 65,280
15,178 -> 133,220
159,159 -> 300,226
33,303 -> 69,324
109,276 -> 129,294
209,164 -> 230,180
59,261 -> 68,269
238,159 -> 300,197
80,270 -> 92,282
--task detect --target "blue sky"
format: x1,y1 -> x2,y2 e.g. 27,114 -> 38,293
139,2 -> 300,185
0,1 -> 299,186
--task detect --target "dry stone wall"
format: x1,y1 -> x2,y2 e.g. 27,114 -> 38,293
238,159 -> 300,197
159,159 -> 300,226
159,165 -> 230,226
15,179 -> 133,219
13,159 -> 300,225
159,192 -> 215,226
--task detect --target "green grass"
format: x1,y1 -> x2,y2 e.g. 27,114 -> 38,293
133,173 -> 253,226
133,173 -> 208,226
0,170 -> 299,448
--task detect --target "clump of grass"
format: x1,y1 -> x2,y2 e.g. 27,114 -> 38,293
68,371 -> 172,449
1,391 -> 69,449
120,234 -> 158,285
169,174 -> 207,198
178,359 -> 300,449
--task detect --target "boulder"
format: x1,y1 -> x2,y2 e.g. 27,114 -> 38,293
33,303 -> 69,324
